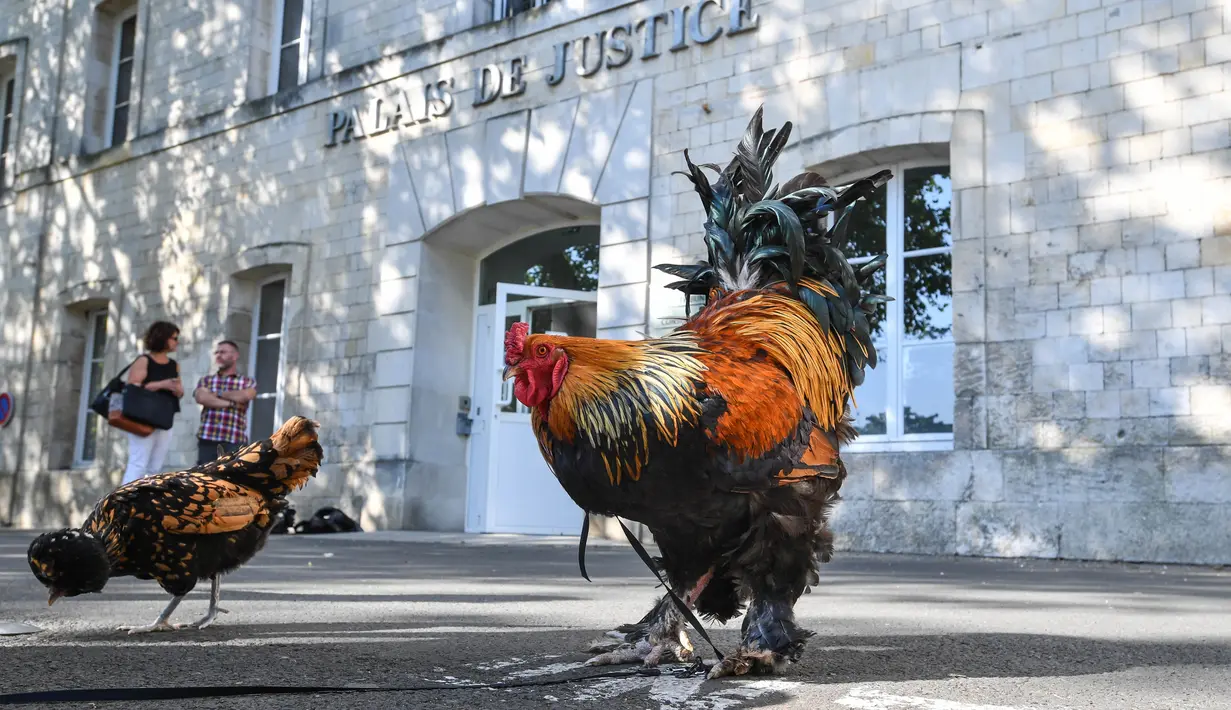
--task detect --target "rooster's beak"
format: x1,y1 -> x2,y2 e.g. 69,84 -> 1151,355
47,589 -> 64,606
502,364 -> 519,382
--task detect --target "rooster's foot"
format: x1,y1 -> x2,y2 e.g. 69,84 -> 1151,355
585,624 -> 694,667
584,639 -> 692,667
706,646 -> 783,679
709,598 -> 813,678
119,620 -> 184,635
583,622 -> 643,655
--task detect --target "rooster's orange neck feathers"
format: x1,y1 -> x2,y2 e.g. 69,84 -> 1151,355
531,332 -> 708,486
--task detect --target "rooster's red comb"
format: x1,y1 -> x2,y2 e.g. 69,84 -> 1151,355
504,322 -> 529,365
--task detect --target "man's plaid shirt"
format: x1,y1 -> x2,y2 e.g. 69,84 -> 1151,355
196,372 -> 256,443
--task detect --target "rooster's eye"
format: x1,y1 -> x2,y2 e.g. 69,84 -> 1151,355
535,344 -> 549,357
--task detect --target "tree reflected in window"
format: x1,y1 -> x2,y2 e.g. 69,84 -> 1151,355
479,226 -> 599,306
838,164 -> 954,442
903,168 -> 952,342
524,243 -> 598,291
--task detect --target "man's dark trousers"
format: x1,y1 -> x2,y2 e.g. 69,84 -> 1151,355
197,438 -> 243,465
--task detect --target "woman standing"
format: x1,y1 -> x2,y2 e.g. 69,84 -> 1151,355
121,321 -> 184,485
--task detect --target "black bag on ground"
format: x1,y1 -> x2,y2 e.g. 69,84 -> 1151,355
293,507 -> 363,534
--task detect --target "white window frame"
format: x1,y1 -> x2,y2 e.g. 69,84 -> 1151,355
268,0 -> 310,95
247,275 -> 289,441
74,309 -> 109,467
833,159 -> 955,454
0,67 -> 16,189
102,6 -> 139,149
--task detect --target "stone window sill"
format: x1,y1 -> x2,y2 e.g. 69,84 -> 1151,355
844,438 -> 955,454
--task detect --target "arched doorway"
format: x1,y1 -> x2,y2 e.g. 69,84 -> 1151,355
465,225 -> 598,534
379,82 -> 654,532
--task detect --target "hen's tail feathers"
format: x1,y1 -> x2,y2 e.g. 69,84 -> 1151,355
198,416 -> 324,497
654,104 -> 894,387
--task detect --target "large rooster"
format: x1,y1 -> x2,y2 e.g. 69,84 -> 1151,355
502,107 -> 890,678
28,416 -> 323,633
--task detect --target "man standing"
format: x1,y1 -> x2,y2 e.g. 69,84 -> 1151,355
193,340 -> 257,465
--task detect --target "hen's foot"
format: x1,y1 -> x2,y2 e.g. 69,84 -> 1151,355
119,594 -> 187,635
119,620 -> 183,635
187,606 -> 230,630
585,623 -> 694,667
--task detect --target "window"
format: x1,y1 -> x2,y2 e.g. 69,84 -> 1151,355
497,0 -> 549,20
249,277 -> 287,442
270,0 -> 308,94
105,10 -> 138,147
74,310 -> 109,466
837,163 -> 954,451
477,225 -> 599,305
1,72 -> 14,187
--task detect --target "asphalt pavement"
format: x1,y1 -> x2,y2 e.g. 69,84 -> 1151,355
1,529 -> 1229,709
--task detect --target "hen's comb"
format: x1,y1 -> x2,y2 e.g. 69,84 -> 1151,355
504,322 -> 529,365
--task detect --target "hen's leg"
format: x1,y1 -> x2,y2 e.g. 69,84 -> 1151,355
187,576 -> 230,629
585,593 -> 695,667
119,595 -> 186,634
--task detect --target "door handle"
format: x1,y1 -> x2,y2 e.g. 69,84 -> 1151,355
498,369 -> 515,408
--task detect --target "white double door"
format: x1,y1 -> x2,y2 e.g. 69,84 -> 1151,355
464,283 -> 597,534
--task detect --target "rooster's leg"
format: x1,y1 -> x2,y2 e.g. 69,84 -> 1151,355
585,593 -> 695,667
119,595 -> 186,634
187,576 -> 230,630
707,596 -> 814,679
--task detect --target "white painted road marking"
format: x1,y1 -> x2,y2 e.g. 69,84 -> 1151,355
460,657 -> 1086,710
461,655 -> 801,709
835,686 -> 1073,710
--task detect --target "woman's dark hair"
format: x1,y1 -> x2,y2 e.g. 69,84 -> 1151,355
143,321 -> 180,352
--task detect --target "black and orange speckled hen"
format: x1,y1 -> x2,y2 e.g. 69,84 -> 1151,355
27,416 -> 323,634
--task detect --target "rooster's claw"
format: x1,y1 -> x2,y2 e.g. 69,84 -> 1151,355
706,647 -> 782,679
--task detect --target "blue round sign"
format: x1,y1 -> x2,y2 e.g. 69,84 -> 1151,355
0,392 -> 11,428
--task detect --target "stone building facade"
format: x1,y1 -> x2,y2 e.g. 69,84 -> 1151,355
0,0 -> 1228,563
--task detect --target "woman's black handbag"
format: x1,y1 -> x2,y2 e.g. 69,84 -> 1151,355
88,363 -> 134,418
120,383 -> 176,430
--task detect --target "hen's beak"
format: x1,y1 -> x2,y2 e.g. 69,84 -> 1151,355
502,364 -> 519,382
47,589 -> 64,606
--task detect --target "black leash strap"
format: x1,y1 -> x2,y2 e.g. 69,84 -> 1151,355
578,511 -> 726,662
0,667 -> 664,705
578,510 -> 591,581
615,518 -> 726,663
